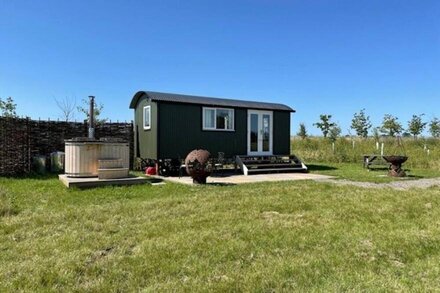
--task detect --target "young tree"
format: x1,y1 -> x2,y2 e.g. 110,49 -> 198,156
297,123 -> 308,139
429,117 -> 440,138
329,125 -> 341,142
55,96 -> 76,121
372,127 -> 381,142
314,114 -> 336,138
402,131 -> 412,138
350,108 -> 372,138
380,114 -> 403,137
77,97 -> 107,124
0,97 -> 17,117
407,114 -> 427,139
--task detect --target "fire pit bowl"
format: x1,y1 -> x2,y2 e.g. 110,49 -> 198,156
185,149 -> 212,184
382,155 -> 408,177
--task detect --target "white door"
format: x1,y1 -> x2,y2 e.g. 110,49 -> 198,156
247,110 -> 273,156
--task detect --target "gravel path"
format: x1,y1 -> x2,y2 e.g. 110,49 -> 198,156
316,178 -> 440,190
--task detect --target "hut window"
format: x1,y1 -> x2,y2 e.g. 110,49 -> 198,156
143,106 -> 151,130
203,107 -> 234,131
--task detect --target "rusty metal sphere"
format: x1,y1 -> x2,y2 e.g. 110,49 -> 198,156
185,149 -> 211,184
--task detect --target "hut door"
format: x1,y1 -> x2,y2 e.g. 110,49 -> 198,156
247,110 -> 273,156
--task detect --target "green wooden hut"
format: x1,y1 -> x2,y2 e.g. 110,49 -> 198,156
130,91 -> 307,175
130,91 -> 306,174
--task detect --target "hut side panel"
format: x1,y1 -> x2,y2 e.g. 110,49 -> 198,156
272,111 -> 291,155
158,102 -> 247,159
135,97 -> 158,160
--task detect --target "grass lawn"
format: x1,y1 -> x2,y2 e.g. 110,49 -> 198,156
1,174 -> 440,291
307,162 -> 440,183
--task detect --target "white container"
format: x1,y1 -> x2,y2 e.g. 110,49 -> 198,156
50,151 -> 65,173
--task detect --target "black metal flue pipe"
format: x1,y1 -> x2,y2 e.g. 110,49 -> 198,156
88,95 -> 95,139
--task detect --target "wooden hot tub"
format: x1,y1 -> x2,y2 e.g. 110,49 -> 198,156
65,138 -> 129,177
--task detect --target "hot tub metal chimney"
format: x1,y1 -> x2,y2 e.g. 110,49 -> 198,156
88,95 -> 95,139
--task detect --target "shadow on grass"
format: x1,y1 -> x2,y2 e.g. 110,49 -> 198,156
211,172 -> 240,178
366,166 -> 389,172
145,177 -> 164,184
368,168 -> 426,180
403,169 -> 427,180
207,182 -> 236,186
3,172 -> 164,185
0,205 -> 20,217
406,175 -> 424,179
306,164 -> 338,171
0,172 -> 60,181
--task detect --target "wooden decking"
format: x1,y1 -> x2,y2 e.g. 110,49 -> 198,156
236,155 -> 307,176
59,174 -> 155,188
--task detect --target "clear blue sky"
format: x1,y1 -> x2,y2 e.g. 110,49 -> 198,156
1,0 -> 439,135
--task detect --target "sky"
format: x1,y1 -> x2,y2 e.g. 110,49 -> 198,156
1,0 -> 439,135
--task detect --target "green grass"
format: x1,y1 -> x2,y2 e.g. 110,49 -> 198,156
2,175 -> 440,291
307,162 -> 440,183
292,137 -> 440,169
292,136 -> 440,182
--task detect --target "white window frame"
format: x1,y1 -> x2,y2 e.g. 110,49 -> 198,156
143,105 -> 151,130
202,107 -> 235,131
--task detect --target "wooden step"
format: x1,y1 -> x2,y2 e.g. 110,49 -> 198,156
247,163 -> 298,169
242,160 -> 289,165
98,168 -> 129,179
247,167 -> 307,174
236,154 -> 308,176
99,159 -> 123,169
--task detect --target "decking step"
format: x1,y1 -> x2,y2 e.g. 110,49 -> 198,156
98,167 -> 129,179
99,159 -> 123,169
247,163 -> 298,169
242,160 -> 290,165
247,167 -> 307,174
236,154 -> 308,175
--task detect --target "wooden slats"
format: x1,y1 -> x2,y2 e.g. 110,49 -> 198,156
0,117 -> 134,176
237,154 -> 307,175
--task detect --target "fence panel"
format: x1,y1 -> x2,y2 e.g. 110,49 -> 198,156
0,117 -> 134,175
